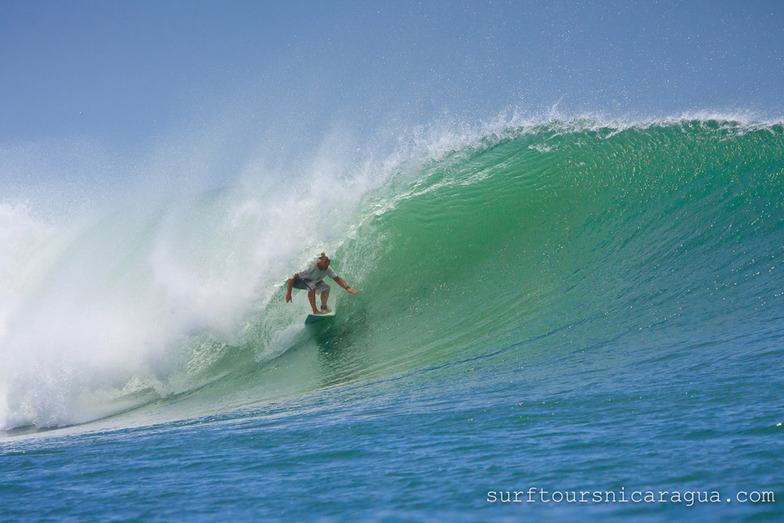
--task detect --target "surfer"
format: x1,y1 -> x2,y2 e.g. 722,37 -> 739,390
285,253 -> 358,314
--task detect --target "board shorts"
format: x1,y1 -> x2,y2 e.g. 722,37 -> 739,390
293,278 -> 330,294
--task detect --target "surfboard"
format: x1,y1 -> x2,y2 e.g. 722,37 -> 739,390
305,311 -> 336,325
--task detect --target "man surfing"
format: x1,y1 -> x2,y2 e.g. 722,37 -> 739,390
285,253 -> 358,314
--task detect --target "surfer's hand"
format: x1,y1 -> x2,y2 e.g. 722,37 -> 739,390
285,293 -> 292,303
346,287 -> 357,295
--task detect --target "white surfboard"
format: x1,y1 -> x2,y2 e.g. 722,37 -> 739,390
305,310 -> 336,325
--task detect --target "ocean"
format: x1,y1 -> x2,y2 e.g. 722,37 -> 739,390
1,117 -> 783,520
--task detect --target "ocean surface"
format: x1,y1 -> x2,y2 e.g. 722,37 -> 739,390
1,117 -> 783,520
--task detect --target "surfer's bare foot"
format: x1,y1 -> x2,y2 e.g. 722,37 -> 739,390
313,309 -> 328,315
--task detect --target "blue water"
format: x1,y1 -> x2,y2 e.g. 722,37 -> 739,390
1,118 -> 783,520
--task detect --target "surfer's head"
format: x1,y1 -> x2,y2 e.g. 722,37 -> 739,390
317,253 -> 330,270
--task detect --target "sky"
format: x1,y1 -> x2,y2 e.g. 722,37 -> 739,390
1,0 -> 783,183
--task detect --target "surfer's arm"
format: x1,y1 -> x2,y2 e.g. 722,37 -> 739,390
285,273 -> 299,303
332,276 -> 357,294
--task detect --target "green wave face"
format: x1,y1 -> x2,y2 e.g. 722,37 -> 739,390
334,121 -> 784,378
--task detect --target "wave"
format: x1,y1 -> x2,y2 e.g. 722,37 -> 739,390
2,116 -> 783,431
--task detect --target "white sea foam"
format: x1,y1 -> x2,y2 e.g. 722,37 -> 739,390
0,125 -> 388,430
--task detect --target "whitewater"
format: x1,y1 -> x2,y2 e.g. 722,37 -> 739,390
1,115 -> 783,520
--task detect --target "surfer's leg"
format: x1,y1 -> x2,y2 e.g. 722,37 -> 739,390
307,289 -> 321,314
296,279 -> 323,314
320,288 -> 330,310
315,281 -> 331,312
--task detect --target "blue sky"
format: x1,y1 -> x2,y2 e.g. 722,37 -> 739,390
1,0 -> 783,149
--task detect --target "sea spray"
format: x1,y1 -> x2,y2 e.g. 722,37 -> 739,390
0,136 -> 384,429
